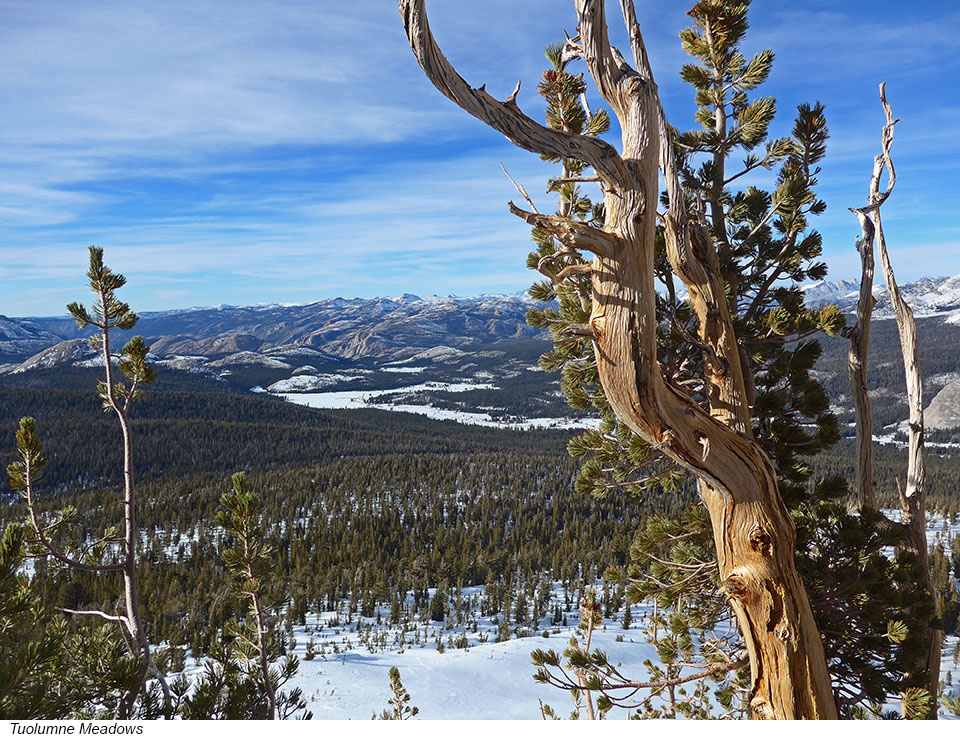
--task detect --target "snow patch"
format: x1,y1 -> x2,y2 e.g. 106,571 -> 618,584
267,374 -> 362,393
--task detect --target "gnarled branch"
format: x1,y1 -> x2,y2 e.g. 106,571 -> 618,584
508,201 -> 622,258
866,82 -> 940,708
574,0 -> 634,110
401,1 -> 838,719
617,0 -> 654,80
400,0 -> 627,185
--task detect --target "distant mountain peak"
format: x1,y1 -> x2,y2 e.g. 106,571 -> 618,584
0,292 -> 546,367
802,274 -> 960,320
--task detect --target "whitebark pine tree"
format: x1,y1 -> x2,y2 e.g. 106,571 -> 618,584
400,0 -> 838,719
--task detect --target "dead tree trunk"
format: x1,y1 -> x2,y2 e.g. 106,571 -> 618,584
400,0 -> 837,719
848,84 -> 941,714
846,194 -> 878,508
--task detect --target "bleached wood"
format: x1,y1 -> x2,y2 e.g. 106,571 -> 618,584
400,0 -> 838,718
868,82 -> 941,711
507,201 -> 622,258
399,0 -> 627,186
499,163 -> 538,214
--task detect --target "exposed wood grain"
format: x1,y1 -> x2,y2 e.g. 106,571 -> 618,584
400,0 -> 838,718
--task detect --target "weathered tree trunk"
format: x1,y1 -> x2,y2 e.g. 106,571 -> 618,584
850,84 -> 941,714
401,0 -> 837,719
846,182 -> 878,511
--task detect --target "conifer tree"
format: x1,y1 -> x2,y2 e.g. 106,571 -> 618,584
0,522 -> 73,719
8,247 -> 164,718
211,471 -> 307,720
526,6 -> 931,717
401,0 -> 941,718
375,667 -> 419,720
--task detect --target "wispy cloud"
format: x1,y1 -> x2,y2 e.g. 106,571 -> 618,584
0,0 -> 956,315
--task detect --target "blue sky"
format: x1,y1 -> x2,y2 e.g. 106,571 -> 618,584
0,0 -> 957,317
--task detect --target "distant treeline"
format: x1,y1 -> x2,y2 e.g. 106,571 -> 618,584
0,385 -> 573,489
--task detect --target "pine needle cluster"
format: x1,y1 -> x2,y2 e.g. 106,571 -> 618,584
527,0 -> 934,717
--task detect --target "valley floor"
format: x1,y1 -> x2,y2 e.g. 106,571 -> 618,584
285,589 -> 677,720
278,587 -> 960,720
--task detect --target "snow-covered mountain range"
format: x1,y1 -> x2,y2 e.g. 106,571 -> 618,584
0,292 -> 580,429
7,275 -> 960,368
0,292 -> 542,364
803,274 -> 960,320
5,278 -> 960,431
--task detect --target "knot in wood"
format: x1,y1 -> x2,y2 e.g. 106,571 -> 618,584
695,431 -> 710,461
660,429 -> 678,449
748,526 -> 773,558
721,573 -> 747,600
775,619 -> 793,643
749,697 -> 775,720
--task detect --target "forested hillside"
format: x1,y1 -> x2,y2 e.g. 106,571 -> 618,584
4,0 -> 960,723
0,402 -> 661,659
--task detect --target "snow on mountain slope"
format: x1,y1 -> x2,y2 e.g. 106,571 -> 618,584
0,314 -> 67,356
1,292 -> 544,364
267,374 -> 363,392
804,275 -> 960,320
8,339 -> 96,373
7,277 -> 960,369
926,380 -> 960,430
801,278 -> 861,305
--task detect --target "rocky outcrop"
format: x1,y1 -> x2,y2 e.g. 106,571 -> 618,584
924,380 -> 960,430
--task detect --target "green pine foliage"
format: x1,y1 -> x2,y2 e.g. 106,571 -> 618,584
67,247 -> 157,410
931,542 -> 960,636
526,0 -> 939,717
0,521 -> 73,719
374,666 -> 419,720
208,472 -> 309,720
0,520 -> 152,719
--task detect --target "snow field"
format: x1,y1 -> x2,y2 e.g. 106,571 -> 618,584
284,585 -> 659,720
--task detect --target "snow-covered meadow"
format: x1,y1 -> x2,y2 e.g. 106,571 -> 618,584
279,514 -> 960,720
284,586 -> 658,720
278,579 -> 960,720
275,381 -> 598,431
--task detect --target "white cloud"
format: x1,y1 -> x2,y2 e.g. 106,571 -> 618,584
0,1 -> 957,314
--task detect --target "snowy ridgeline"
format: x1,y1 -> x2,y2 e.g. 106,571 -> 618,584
268,582 -> 960,720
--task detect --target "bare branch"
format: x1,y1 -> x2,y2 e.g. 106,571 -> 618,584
847,120 -> 891,510
617,0 -> 654,79
400,0 -> 626,184
562,323 -> 597,338
552,175 -> 603,186
875,82 -> 898,205
499,163 -> 538,214
508,201 -> 622,258
60,608 -> 132,632
555,263 -> 593,281
868,83 -> 941,701
575,0 -> 636,112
